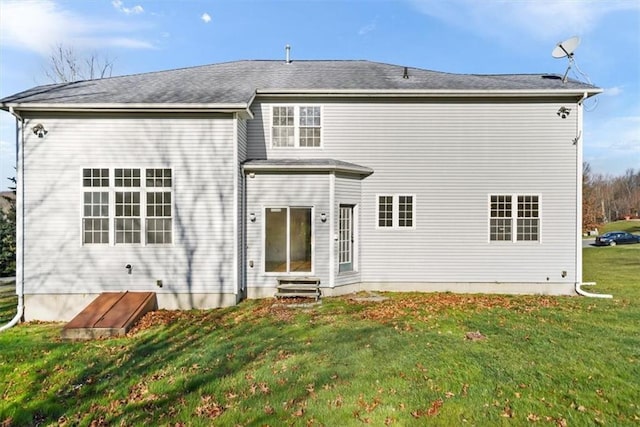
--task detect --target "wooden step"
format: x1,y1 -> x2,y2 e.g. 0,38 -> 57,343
275,277 -> 321,301
62,292 -> 157,340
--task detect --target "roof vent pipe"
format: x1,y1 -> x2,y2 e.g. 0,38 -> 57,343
285,44 -> 291,64
403,67 -> 409,79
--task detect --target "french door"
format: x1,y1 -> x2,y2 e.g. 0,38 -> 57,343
265,207 -> 312,273
339,205 -> 354,273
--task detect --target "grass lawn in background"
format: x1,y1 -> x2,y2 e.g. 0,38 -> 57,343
598,219 -> 640,235
0,246 -> 638,426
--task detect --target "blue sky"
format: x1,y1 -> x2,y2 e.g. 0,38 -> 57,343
1,0 -> 638,191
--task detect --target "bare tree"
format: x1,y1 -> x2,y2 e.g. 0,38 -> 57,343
44,44 -> 115,83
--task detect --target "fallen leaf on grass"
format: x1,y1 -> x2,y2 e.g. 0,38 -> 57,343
195,395 -> 224,419
465,331 -> 486,341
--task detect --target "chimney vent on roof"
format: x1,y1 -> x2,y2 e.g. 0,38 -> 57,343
285,45 -> 291,64
403,67 -> 409,79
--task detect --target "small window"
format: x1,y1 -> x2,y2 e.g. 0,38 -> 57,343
299,106 -> 321,147
115,168 -> 141,187
271,105 -> 321,148
490,195 -> 512,241
272,106 -> 295,147
378,196 -> 393,227
377,195 -> 415,229
517,195 -> 539,241
398,196 -> 414,227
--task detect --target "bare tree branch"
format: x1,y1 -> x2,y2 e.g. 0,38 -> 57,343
44,44 -> 115,83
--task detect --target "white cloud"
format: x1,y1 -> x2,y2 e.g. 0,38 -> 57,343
112,0 -> 144,15
0,0 -> 153,55
358,19 -> 377,36
409,0 -> 640,42
201,13 -> 212,24
603,86 -> 623,97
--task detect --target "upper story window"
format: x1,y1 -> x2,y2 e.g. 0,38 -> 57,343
490,194 -> 540,242
377,195 -> 415,229
271,105 -> 322,148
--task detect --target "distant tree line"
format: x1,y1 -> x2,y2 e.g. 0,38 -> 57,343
583,163 -> 640,231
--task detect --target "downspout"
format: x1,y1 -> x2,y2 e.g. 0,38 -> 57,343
0,106 -> 24,332
573,92 -> 611,299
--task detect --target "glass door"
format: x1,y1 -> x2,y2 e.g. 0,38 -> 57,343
265,207 -> 312,273
339,205 -> 354,273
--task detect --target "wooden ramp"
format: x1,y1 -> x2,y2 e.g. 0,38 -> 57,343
62,292 -> 157,340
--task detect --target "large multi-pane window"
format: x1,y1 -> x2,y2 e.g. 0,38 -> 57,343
82,168 -> 109,244
81,168 -> 173,245
271,105 -> 321,148
377,195 -> 415,229
490,194 -> 540,242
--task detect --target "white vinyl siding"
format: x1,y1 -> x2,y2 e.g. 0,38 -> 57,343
22,113 -> 237,295
245,174 -> 329,288
248,99 -> 579,284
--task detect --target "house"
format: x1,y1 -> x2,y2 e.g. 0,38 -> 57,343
0,60 -> 601,321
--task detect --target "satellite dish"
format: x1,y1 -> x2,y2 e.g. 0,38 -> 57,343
552,36 -> 581,58
552,36 -> 581,82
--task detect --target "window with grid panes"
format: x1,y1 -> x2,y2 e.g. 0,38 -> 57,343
378,196 -> 393,227
82,168 -> 109,244
115,168 -> 141,244
490,195 -> 512,241
517,195 -> 539,241
146,169 -> 172,244
490,195 -> 540,242
272,106 -> 295,147
271,105 -> 321,148
299,106 -> 321,147
398,196 -> 414,227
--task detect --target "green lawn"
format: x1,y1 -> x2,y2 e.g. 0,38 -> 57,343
598,219 -> 640,234
1,247 -> 639,426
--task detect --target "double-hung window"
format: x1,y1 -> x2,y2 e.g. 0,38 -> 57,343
81,168 -> 173,245
271,105 -> 321,148
489,194 -> 539,242
82,168 -> 109,244
115,168 -> 142,244
146,169 -> 173,244
377,195 -> 415,229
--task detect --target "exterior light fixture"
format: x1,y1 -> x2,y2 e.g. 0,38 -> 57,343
249,213 -> 256,222
557,107 -> 571,119
320,213 -> 327,222
32,123 -> 48,138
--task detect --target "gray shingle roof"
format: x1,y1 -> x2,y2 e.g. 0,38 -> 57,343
1,60 -> 600,108
243,158 -> 374,176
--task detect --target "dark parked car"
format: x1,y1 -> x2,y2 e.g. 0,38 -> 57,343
594,231 -> 640,246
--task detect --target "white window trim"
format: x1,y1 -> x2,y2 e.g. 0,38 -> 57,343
375,194 -> 416,230
488,193 -> 541,244
270,104 -> 323,149
80,167 -> 174,247
262,205 -> 315,276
